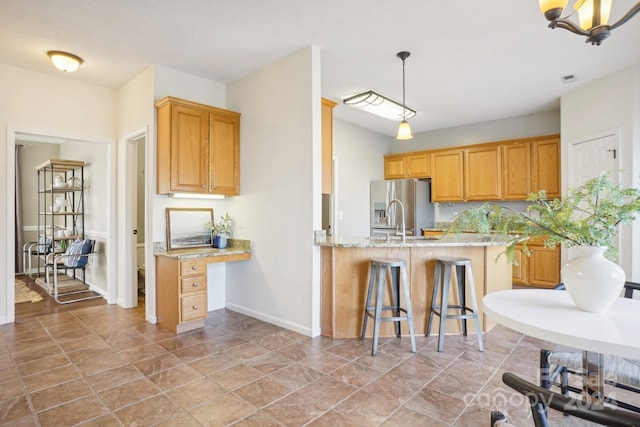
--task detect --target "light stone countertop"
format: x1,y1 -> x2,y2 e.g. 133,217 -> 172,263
315,233 -> 521,248
154,239 -> 252,260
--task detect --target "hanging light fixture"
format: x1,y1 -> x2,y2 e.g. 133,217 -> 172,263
396,51 -> 413,141
539,0 -> 640,45
47,51 -> 83,72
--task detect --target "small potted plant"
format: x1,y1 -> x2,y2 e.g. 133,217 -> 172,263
445,172 -> 640,312
210,212 -> 233,249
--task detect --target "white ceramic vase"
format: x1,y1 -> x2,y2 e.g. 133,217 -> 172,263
561,245 -> 625,313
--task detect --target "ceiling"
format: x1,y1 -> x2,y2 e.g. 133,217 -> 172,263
1,0 -> 639,136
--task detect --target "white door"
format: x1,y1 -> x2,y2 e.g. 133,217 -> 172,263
569,133 -> 620,259
570,133 -> 619,186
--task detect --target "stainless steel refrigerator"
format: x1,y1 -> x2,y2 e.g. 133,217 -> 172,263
370,178 -> 435,237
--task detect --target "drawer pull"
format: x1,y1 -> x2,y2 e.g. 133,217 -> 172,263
192,283 -> 199,287
191,266 -> 198,270
192,305 -> 199,310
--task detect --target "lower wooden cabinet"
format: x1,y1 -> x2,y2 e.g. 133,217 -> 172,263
156,257 -> 208,333
512,238 -> 560,288
155,251 -> 252,333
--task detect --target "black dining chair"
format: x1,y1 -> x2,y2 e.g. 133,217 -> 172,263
539,281 -> 640,413
493,372 -> 640,426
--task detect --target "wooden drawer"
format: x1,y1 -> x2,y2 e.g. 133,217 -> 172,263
180,259 -> 208,277
181,276 -> 207,294
180,293 -> 207,322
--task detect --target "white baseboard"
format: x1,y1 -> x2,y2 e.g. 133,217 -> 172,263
225,303 -> 314,337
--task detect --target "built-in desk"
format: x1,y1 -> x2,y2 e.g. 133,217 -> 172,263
155,240 -> 252,333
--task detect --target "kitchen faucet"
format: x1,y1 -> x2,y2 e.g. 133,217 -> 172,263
386,198 -> 406,243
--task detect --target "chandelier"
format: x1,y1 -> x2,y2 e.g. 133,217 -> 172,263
539,0 -> 640,45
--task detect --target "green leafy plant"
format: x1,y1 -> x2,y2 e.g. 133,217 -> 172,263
445,172 -> 640,262
209,212 -> 233,237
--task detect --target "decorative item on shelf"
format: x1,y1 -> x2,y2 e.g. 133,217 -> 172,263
53,175 -> 67,188
67,176 -> 81,188
210,212 -> 233,249
445,172 -> 640,312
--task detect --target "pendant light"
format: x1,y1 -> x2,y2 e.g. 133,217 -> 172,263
396,51 -> 413,140
539,0 -> 640,45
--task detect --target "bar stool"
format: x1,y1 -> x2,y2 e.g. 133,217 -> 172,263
426,257 -> 484,352
361,258 -> 416,356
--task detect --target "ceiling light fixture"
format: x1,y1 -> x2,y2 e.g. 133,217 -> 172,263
539,0 -> 640,45
342,90 -> 416,122
47,50 -> 83,72
396,51 -> 413,141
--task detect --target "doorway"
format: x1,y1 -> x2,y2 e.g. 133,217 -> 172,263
8,130 -> 116,323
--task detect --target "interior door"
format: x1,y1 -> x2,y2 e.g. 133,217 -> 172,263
569,133 -> 620,259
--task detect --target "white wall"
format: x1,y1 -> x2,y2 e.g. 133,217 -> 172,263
332,120 -> 390,236
225,46 -> 321,336
561,63 -> 640,281
0,63 -> 117,325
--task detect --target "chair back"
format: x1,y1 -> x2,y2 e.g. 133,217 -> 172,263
502,372 -> 640,426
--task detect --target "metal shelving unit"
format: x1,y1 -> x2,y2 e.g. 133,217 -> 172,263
28,159 -> 99,303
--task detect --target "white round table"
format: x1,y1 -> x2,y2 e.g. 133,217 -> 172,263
484,289 -> 640,403
483,289 -> 640,359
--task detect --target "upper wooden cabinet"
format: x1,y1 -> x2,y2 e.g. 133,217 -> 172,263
384,151 -> 430,179
393,134 -> 560,202
322,98 -> 337,194
430,149 -> 464,201
503,135 -> 560,200
532,136 -> 561,199
155,96 -> 240,196
464,145 -> 502,200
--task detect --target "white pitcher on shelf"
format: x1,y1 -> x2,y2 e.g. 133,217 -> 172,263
53,175 -> 66,188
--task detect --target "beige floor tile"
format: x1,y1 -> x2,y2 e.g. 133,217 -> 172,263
36,395 -> 109,426
234,376 -> 292,408
165,377 -> 226,409
209,363 -> 264,390
114,394 -> 182,426
148,363 -> 204,391
98,377 -> 161,411
333,389 -> 400,427
188,392 -> 257,427
29,378 -> 93,412
22,365 -> 80,393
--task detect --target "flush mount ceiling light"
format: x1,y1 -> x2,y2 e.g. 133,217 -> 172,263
343,90 -> 416,122
539,0 -> 640,45
396,51 -> 413,141
47,50 -> 83,72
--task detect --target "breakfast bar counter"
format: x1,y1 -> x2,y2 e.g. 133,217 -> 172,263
316,234 -> 516,339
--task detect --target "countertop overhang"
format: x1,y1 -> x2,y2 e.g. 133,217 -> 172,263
315,233 -> 520,248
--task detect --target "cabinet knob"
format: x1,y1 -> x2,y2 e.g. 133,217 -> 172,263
192,305 -> 198,310
192,283 -> 199,287
191,266 -> 198,270
201,184 -> 206,188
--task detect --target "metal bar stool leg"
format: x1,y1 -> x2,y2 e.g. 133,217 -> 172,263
391,266 -> 402,338
437,262 -> 451,352
426,261 -> 441,336
464,262 -> 484,352
361,263 -> 377,340
456,264 -> 468,337
371,264 -> 386,356
400,262 -> 416,353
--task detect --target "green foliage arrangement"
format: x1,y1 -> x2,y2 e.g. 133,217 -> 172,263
445,172 -> 640,262
210,212 -> 233,237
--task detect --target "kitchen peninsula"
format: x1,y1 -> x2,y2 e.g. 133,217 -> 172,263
317,234 -> 516,339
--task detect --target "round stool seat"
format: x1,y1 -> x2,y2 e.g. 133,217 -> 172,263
435,257 -> 472,266
370,258 -> 406,267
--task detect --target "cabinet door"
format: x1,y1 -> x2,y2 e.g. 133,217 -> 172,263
209,112 -> 240,195
321,99 -> 336,194
170,104 -> 210,193
503,142 -> 532,200
465,145 -> 502,200
406,152 -> 430,178
528,245 -> 560,288
532,137 -> 560,199
511,246 -> 527,285
431,149 -> 465,201
384,154 -> 407,179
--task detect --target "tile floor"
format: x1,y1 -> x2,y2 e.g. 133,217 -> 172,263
0,300 -> 633,426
